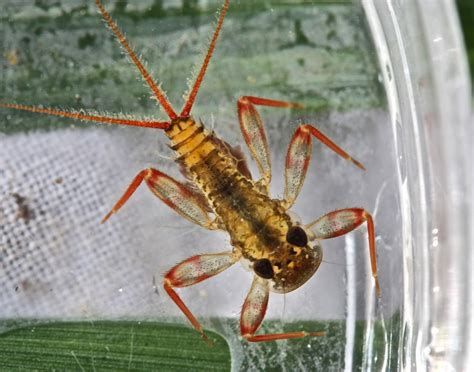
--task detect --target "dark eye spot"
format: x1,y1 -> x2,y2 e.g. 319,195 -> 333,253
253,259 -> 274,279
286,226 -> 308,247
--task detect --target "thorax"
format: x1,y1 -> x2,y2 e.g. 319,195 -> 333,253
165,117 -> 292,260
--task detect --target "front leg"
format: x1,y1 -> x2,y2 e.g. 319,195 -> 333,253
284,124 -> 365,208
164,251 -> 240,343
241,277 -> 325,342
101,168 -> 216,229
306,208 -> 380,296
237,96 -> 302,188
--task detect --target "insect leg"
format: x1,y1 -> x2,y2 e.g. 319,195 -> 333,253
241,277 -> 325,342
283,124 -> 365,208
237,96 -> 302,187
306,208 -> 380,296
164,251 -> 240,343
102,168 -> 217,229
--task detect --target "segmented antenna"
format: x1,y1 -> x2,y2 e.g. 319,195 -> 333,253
180,0 -> 230,117
95,0 -> 177,120
0,103 -> 169,129
2,1 -> 231,126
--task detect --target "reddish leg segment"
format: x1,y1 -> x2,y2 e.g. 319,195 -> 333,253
240,277 -> 325,342
307,208 -> 380,296
284,124 -> 365,207
101,168 -> 216,229
164,251 -> 240,342
237,96 -> 302,186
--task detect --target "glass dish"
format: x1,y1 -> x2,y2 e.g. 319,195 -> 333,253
0,0 -> 471,370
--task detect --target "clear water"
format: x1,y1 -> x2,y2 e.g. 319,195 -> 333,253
1,0 -> 471,370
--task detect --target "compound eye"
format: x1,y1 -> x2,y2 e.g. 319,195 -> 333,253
253,259 -> 274,279
286,226 -> 308,247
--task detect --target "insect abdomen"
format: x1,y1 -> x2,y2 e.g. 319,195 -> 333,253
165,118 -> 290,257
165,118 -> 249,214
165,118 -> 217,169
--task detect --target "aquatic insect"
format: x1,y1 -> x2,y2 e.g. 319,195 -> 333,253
1,0 -> 380,343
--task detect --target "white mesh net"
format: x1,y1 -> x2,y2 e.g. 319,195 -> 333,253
0,128 -> 158,318
0,1 -> 403,369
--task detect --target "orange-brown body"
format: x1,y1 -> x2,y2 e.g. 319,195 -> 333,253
1,0 -> 379,343
166,117 -> 322,293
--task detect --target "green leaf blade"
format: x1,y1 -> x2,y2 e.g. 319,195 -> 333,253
0,321 -> 231,371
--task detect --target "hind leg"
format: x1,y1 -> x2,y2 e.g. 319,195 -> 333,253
237,96 -> 302,188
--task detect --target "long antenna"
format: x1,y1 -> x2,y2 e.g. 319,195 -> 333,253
180,0 -> 230,117
95,0 -> 177,120
0,103 -> 170,129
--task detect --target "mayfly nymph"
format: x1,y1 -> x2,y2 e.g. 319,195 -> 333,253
1,0 -> 380,343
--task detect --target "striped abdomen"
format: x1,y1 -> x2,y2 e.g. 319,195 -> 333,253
165,118 -> 290,258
